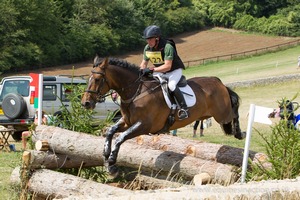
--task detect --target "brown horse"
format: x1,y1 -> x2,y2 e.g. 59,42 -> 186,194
81,56 -> 245,174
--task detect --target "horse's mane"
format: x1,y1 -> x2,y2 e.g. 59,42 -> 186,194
109,57 -> 140,74
94,56 -> 140,74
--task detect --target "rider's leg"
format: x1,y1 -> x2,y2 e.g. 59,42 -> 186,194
172,86 -> 189,119
168,69 -> 188,120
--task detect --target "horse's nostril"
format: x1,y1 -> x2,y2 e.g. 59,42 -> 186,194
82,101 -> 91,108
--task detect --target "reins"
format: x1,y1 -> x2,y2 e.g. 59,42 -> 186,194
85,62 -> 161,104
119,75 -> 157,104
121,77 -> 161,104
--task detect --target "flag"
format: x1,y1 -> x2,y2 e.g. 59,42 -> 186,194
253,105 -> 273,125
30,73 -> 39,108
241,104 -> 273,183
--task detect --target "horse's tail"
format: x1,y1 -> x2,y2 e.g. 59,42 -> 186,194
222,87 -> 243,139
227,86 -> 240,112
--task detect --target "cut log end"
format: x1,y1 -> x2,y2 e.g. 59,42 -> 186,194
22,151 -> 31,169
136,136 -> 144,145
193,173 -> 211,186
185,145 -> 196,157
35,140 -> 49,151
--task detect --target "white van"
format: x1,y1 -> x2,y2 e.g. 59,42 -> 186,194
0,75 -> 120,140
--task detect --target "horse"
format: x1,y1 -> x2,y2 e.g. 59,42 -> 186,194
81,56 -> 245,174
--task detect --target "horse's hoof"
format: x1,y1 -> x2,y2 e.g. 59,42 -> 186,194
107,156 -> 117,166
240,131 -> 246,139
108,165 -> 119,178
103,154 -> 109,161
235,131 -> 246,140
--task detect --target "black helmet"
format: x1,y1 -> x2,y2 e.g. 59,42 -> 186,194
143,25 -> 161,39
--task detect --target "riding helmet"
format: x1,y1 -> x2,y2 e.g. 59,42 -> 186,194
143,25 -> 161,39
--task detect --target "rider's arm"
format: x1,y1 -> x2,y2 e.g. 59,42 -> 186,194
153,60 -> 172,72
140,59 -> 148,69
140,45 -> 150,69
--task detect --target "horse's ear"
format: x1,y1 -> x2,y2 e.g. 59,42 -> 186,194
93,54 -> 100,65
103,57 -> 109,65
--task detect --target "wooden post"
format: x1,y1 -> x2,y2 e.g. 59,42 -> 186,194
20,151 -> 31,200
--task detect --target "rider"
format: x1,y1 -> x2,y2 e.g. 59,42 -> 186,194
140,25 -> 188,120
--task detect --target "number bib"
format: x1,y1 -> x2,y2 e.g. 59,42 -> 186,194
146,51 -> 164,65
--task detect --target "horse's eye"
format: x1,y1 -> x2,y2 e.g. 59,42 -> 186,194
94,76 -> 102,81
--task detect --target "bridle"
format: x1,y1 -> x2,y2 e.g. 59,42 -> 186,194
85,64 -> 111,101
85,61 -> 157,104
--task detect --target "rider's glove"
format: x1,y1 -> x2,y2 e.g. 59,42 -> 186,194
141,68 -> 154,76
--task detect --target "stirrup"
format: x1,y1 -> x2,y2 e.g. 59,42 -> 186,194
178,109 -> 188,120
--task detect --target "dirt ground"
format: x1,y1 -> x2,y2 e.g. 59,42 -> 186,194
12,27 -> 298,77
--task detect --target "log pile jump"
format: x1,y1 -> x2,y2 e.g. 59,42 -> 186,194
11,125 -> 271,199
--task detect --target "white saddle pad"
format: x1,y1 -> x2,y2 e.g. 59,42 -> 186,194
153,74 -> 196,109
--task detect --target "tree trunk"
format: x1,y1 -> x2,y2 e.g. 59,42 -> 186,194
127,174 -> 183,190
33,125 -> 105,162
117,143 -> 238,185
11,168 -> 131,199
131,134 -> 269,167
33,126 -> 239,184
22,150 -> 102,169
10,167 -> 300,200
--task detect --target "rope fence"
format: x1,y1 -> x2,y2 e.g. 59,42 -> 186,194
184,39 -> 300,68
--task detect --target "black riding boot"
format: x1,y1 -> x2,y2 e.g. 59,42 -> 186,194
172,86 -> 189,120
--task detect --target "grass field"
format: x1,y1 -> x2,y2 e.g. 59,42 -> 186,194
184,45 -> 300,83
178,45 -> 300,153
178,80 -> 299,153
0,149 -> 22,200
184,44 -> 300,118
0,42 -> 299,199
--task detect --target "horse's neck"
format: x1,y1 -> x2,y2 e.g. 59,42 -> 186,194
119,78 -> 161,104
109,70 -> 140,100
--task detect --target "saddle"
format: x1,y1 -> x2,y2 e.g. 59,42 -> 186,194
152,74 -> 195,134
160,75 -> 188,102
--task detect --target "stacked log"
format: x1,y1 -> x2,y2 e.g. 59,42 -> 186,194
22,150 -> 102,169
11,168 -> 132,199
31,125 -> 240,184
130,134 -> 270,168
11,125 -> 271,198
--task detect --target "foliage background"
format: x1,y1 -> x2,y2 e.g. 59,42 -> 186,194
0,0 -> 299,74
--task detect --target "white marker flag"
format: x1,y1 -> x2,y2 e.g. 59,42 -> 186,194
253,105 -> 274,125
241,104 -> 273,183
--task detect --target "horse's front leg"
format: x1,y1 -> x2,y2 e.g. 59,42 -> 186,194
107,122 -> 142,166
103,118 -> 125,160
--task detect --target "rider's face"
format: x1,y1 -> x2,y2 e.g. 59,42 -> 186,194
146,37 -> 157,48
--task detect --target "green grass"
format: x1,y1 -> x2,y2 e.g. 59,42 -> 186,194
178,80 -> 300,153
178,45 -> 300,153
0,148 -> 22,200
184,45 -> 300,84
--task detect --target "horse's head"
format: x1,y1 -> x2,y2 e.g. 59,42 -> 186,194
81,56 -> 111,109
